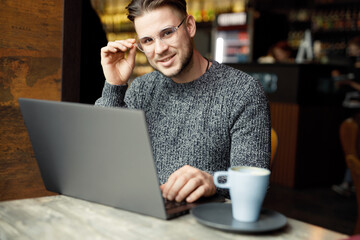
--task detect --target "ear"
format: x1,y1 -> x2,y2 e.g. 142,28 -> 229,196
186,15 -> 196,38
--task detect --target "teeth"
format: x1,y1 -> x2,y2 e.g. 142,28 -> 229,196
163,56 -> 172,62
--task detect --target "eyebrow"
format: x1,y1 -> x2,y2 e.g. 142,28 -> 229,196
138,24 -> 177,39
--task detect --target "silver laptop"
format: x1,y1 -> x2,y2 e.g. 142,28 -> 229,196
19,98 -> 224,220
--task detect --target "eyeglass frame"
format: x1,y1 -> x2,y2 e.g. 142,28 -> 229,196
135,17 -> 187,53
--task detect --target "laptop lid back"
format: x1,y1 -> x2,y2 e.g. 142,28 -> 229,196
19,98 -> 167,219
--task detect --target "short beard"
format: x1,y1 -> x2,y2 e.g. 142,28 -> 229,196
168,49 -> 193,78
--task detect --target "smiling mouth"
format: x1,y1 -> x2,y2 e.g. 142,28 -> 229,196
159,54 -> 175,62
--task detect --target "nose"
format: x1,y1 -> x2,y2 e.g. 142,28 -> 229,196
154,38 -> 169,54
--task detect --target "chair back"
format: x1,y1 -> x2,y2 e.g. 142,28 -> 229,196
339,118 -> 360,234
271,128 -> 278,169
339,118 -> 358,156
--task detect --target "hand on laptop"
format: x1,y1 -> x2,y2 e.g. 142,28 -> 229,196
160,165 -> 217,203
100,38 -> 137,86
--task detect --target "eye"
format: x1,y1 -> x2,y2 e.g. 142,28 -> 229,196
140,37 -> 154,45
160,28 -> 175,39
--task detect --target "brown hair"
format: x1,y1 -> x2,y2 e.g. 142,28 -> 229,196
126,0 -> 187,22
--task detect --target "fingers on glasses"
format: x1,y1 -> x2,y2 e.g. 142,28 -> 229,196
104,39 -> 136,53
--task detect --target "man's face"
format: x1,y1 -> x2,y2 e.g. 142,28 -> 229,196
134,7 -> 193,78
273,47 -> 291,62
348,43 -> 360,57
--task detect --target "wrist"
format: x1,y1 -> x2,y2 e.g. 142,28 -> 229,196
105,79 -> 128,87
103,81 -> 128,95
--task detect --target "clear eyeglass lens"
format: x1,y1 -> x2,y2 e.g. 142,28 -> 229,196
137,27 -> 177,53
160,27 -> 176,40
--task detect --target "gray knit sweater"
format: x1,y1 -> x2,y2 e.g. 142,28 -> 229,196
95,61 -> 271,187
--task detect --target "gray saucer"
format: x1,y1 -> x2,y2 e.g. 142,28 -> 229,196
191,202 -> 287,233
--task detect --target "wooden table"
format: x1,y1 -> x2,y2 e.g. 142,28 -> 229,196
0,195 -> 349,240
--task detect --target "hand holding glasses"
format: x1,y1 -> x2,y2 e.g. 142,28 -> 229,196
100,38 -> 137,86
100,17 -> 186,85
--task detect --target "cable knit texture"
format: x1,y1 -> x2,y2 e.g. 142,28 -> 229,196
95,61 -> 271,197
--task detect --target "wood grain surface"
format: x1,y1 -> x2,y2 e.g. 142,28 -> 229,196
0,0 -> 63,200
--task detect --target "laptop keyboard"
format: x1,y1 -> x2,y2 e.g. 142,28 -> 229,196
163,195 -> 226,218
164,198 -> 188,210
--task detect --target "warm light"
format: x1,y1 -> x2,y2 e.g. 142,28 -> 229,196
217,12 -> 247,26
215,37 -> 224,63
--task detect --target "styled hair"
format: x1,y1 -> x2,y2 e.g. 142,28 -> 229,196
126,0 -> 187,22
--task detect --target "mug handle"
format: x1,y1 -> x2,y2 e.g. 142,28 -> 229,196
213,171 -> 230,189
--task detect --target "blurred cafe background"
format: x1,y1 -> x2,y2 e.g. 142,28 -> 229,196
0,0 -> 359,236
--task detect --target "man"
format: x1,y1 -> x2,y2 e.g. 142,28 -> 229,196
95,0 -> 270,203
332,36 -> 360,196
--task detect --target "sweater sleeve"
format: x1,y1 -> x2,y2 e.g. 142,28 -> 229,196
95,81 -> 128,107
229,78 -> 271,170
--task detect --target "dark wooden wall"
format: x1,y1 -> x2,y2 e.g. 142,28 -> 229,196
270,102 -> 347,188
269,102 -> 299,187
0,0 -> 63,201
62,0 -> 107,104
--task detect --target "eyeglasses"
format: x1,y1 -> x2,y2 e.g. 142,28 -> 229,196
136,17 -> 186,53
